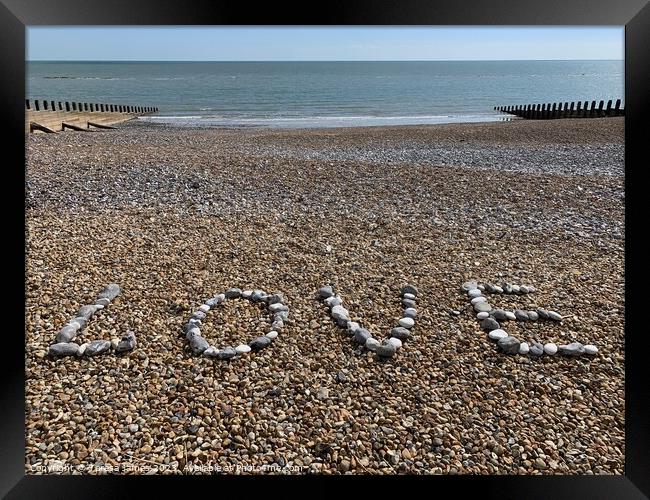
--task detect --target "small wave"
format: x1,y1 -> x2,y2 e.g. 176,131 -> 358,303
42,76 -> 127,80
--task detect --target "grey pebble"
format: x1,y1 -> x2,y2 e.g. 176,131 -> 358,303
559,342 -> 585,356
225,288 -> 242,299
403,307 -> 417,319
216,347 -> 237,360
492,309 -> 508,320
514,310 -> 530,321
249,336 -> 272,350
353,328 -> 372,345
318,286 -> 334,299
529,342 -> 544,356
84,339 -> 112,357
474,302 -> 491,313
49,342 -> 80,357
375,343 -> 397,358
390,327 -> 412,341
115,331 -> 137,353
402,284 -> 418,296
189,335 -> 209,354
98,283 -> 121,300
402,298 -> 417,308
480,317 -> 500,331
497,336 -> 521,354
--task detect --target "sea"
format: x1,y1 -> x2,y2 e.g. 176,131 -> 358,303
27,60 -> 624,128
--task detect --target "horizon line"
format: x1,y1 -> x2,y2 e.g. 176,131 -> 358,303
28,58 -> 624,62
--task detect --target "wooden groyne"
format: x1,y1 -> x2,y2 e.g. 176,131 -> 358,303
26,98 -> 159,133
494,99 -> 624,120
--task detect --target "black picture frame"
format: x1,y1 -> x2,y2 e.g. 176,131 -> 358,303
3,0 -> 649,497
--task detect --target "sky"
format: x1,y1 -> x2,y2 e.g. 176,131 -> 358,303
27,27 -> 624,61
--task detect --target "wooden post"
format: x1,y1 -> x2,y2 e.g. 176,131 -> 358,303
43,100 -> 48,110
606,100 -> 613,116
551,103 -> 556,119
30,122 -> 56,133
589,100 -> 596,117
598,100 -> 604,117
569,102 -> 575,118
25,99 -> 30,110
65,102 -> 70,112
58,101 -> 63,110
541,103 -> 546,119
614,99 -> 622,116
582,101 -> 589,118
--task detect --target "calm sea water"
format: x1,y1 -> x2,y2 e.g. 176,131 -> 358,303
27,61 -> 624,128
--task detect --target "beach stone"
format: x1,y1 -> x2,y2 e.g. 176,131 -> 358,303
547,311 -> 563,321
493,285 -> 504,293
584,345 -> 598,355
269,303 -> 289,313
519,285 -> 530,294
95,298 -> 110,307
49,342 -> 80,357
404,307 -> 417,318
484,283 -> 495,293
203,346 -> 218,357
346,322 -> 361,335
84,339 -> 112,357
492,309 -> 507,320
354,328 -> 371,345
198,304 -> 211,313
527,311 -> 539,321
206,297 -> 219,307
476,311 -> 489,320
503,283 -> 514,294
537,309 -> 550,320
468,289 -> 483,299
216,348 -> 237,360
115,330 -> 137,353
275,311 -> 290,321
250,336 -> 272,350
235,344 -> 252,354
403,293 -> 416,301
55,324 -> 79,343
272,319 -> 284,330
488,329 -> 508,341
215,293 -> 226,302
514,310 -> 529,321
189,335 -> 209,354
530,342 -> 544,356
267,293 -> 284,305
450,310 -> 461,316
251,290 -> 267,303
386,337 -> 403,349
559,342 -> 585,356
402,298 -> 416,308
398,317 -> 415,328
390,327 -> 412,341
470,296 -> 487,305
505,311 -> 516,321
225,288 -> 242,299
241,290 -> 253,299
474,302 -> 491,313
480,317 -> 500,331
265,331 -> 278,339
375,343 -> 397,358
325,296 -> 342,308
402,284 -> 418,296
511,285 -> 521,294
365,337 -> 380,352
543,343 -> 558,355
461,281 -> 478,292
77,304 -> 101,320
191,311 -> 206,321
498,336 -> 521,354
478,284 -> 485,291
186,327 -> 201,339
98,283 -> 121,300
76,343 -> 88,357
72,316 -> 87,329
319,286 -> 334,299
519,342 -> 530,355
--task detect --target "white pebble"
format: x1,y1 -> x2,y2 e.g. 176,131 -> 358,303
386,337 -> 403,349
398,317 -> 415,328
365,338 -> 380,351
476,312 -> 489,320
468,289 -> 483,298
235,344 -> 251,354
584,345 -> 598,355
265,331 -> 278,339
519,342 -> 530,355
199,304 -> 211,313
505,311 -> 516,321
241,290 -> 253,299
403,293 -> 416,300
543,343 -> 558,355
493,286 -> 504,293
511,285 -> 520,293
488,329 -> 508,340
76,343 -> 89,356
470,296 -> 487,305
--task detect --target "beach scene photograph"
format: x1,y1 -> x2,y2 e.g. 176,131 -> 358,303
25,26 -> 625,475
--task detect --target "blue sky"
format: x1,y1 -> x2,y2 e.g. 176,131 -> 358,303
27,27 -> 624,61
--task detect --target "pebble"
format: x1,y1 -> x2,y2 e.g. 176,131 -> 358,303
198,304 -> 210,313
543,343 -> 558,355
390,327 -> 412,341
461,281 -> 478,292
346,321 -> 361,335
76,342 -> 88,356
269,303 -> 289,313
498,336 -> 521,354
536,309 -> 550,320
225,288 -> 242,299
128,424 -> 139,433
505,311 -> 517,321
402,298 -> 417,308
514,310 -> 529,321
386,337 -> 403,349
97,283 -> 121,300
319,286 -> 334,299
584,345 -> 599,355
474,302 -> 491,313
265,331 -> 278,339
403,293 -> 416,300
470,296 -> 487,305
398,317 -> 415,328
468,289 -> 482,298
354,328 -> 371,345
77,304 -> 100,320
189,335 -> 210,354
84,339 -> 112,356
365,337 -> 380,351
559,342 -> 585,356
375,343 -> 397,358
241,290 -> 253,299
530,342 -> 544,356
547,311 -> 563,321
249,336 -> 272,350
325,296 -> 342,308
403,307 -> 417,318
492,309 -> 508,320
115,330 -> 137,353
235,344 -> 251,354
49,342 -> 80,357
480,317 -> 500,331
95,298 -> 110,307
216,347 -> 237,360
527,311 -> 539,321
488,329 -> 508,340
267,293 -> 284,304
519,342 -> 530,355
55,324 -> 78,343
401,284 -> 418,296
476,311 -> 489,320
